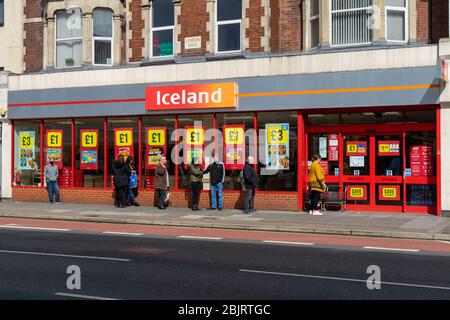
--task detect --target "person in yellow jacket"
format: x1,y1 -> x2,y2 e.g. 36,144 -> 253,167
308,155 -> 326,215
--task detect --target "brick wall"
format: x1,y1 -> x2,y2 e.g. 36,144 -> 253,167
416,0 -> 430,43
273,0 -> 302,52
129,0 -> 145,62
24,0 -> 44,72
270,0 -> 280,52
178,0 -> 209,56
12,188 -> 299,211
246,0 -> 265,52
431,0 -> 449,43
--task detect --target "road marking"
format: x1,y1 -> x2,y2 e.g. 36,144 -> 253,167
102,231 -> 144,236
239,269 -> 450,291
363,246 -> 420,252
54,292 -> 119,300
262,240 -> 315,246
438,241 -> 450,245
0,225 -> 71,232
177,235 -> 223,240
0,250 -> 130,262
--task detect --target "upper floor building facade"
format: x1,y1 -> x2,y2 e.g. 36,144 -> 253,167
0,0 -> 449,74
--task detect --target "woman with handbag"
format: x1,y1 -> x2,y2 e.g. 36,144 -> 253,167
126,156 -> 140,207
308,155 -> 326,216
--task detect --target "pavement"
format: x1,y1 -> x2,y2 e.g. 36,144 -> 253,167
2,199 -> 450,241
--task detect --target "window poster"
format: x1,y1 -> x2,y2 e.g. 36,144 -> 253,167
265,123 -> 290,170
346,141 -> 367,156
46,130 -> 63,169
146,127 -> 167,169
114,128 -> 134,160
346,185 -> 368,201
223,125 -> 245,170
349,156 -> 365,167
19,131 -> 36,170
80,129 -> 98,170
319,137 -> 327,159
378,185 -> 401,201
184,126 -> 205,169
410,145 -> 434,176
328,134 -> 339,161
378,140 -> 400,156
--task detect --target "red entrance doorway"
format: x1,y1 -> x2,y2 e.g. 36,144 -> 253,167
306,122 -> 437,214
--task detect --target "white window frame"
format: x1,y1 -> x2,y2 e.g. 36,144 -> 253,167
329,0 -> 373,47
55,10 -> 83,69
309,0 -> 320,49
92,8 -> 114,67
214,0 -> 242,54
150,3 -> 174,59
385,2 -> 408,43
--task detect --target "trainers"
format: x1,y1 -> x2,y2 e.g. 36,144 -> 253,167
243,210 -> 252,215
218,207 -> 223,211
55,201 -> 62,204
312,210 -> 323,216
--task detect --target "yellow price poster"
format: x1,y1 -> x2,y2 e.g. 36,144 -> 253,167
47,131 -> 63,148
185,127 -> 205,146
19,132 -> 35,149
81,130 -> 98,148
379,144 -> 390,153
115,129 -> 133,147
346,185 -> 368,200
266,124 -> 288,144
379,185 -> 400,200
147,127 -> 166,146
346,141 -> 367,156
378,140 -> 400,156
224,127 -> 244,145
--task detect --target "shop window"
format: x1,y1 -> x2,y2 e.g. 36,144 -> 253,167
309,0 -> 320,48
93,8 -> 113,66
405,110 -> 436,123
44,119 -> 73,188
177,114 -> 214,189
55,10 -> 82,68
343,135 -> 370,176
405,131 -> 435,178
107,117 -> 139,187
142,116 -> 176,189
216,0 -> 242,53
257,112 -> 298,191
217,113 -> 255,191
0,0 -> 4,27
330,0 -> 373,46
75,118 -> 104,188
341,111 -> 403,124
151,0 -> 174,57
14,121 -> 41,186
375,135 -> 402,176
407,184 -> 436,207
307,114 -> 339,126
308,133 -> 340,176
386,0 -> 408,43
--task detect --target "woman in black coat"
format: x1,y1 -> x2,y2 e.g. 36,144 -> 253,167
112,155 -> 131,208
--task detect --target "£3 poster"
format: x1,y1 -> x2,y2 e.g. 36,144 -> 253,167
265,123 -> 289,170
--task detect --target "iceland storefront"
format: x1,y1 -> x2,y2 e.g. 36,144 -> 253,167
7,63 -> 441,214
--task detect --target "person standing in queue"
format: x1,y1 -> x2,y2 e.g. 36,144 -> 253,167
126,156 -> 140,207
203,156 -> 225,211
112,155 -> 131,208
189,157 -> 203,211
155,156 -> 169,210
242,156 -> 258,214
308,155 -> 326,216
44,159 -> 61,204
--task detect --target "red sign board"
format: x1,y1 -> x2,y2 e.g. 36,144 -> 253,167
146,127 -> 167,169
223,125 -> 245,170
319,160 -> 329,174
328,134 -> 339,161
145,83 -> 238,111
346,141 -> 367,156
114,128 -> 134,160
80,129 -> 98,170
346,185 -> 368,201
378,185 -> 401,201
378,140 -> 400,156
410,145 -> 434,176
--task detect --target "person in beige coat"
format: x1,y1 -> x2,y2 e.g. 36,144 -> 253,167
154,156 -> 169,209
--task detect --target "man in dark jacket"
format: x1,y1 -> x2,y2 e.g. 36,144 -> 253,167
242,156 -> 258,214
112,155 -> 131,208
203,157 -> 225,211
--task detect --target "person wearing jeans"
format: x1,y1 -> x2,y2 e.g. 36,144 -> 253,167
44,160 -> 61,204
154,156 -> 169,209
203,157 -> 225,211
242,156 -> 258,214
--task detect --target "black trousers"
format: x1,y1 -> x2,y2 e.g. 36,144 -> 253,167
158,189 -> 167,208
245,187 -> 256,211
191,182 -> 202,208
310,190 -> 322,210
116,186 -> 128,207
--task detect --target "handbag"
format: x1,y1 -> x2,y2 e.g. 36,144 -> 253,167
129,172 -> 138,188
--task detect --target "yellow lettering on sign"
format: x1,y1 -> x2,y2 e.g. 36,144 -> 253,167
148,129 -> 166,146
47,132 -> 62,147
383,188 -> 397,198
347,144 -> 357,154
116,130 -> 133,147
20,133 -> 35,149
379,144 -> 390,153
186,128 -> 204,146
225,127 -> 244,145
267,126 -> 288,144
350,188 -> 364,198
81,132 -> 98,148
